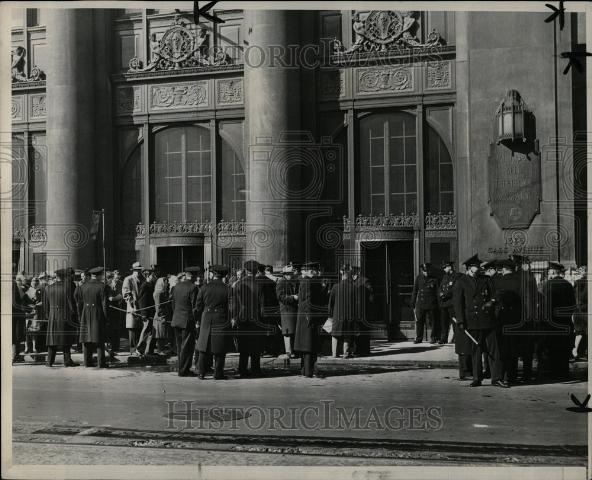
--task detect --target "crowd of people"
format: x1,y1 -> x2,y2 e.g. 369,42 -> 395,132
10,253 -> 587,384
412,254 -> 588,387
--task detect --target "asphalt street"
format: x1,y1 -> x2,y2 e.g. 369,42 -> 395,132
10,363 -> 588,466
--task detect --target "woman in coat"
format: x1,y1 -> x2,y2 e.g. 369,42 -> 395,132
276,264 -> 299,358
328,265 -> 358,358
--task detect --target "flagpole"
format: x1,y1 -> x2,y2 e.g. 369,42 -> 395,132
102,208 -> 106,275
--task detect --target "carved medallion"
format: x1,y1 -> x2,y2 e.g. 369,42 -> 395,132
30,95 -> 46,118
217,79 -> 243,105
426,61 -> 451,90
357,67 -> 413,93
150,82 -> 208,110
11,96 -> 24,120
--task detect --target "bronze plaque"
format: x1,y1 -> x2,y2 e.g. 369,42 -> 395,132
488,143 -> 541,229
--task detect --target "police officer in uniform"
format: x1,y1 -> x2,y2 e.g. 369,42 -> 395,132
256,263 -> 281,356
231,260 -> 267,377
44,268 -> 79,367
411,263 -> 440,344
171,267 -> 200,377
453,254 -> 506,388
195,265 -> 233,379
76,267 -> 109,368
276,264 -> 299,358
438,261 -> 461,345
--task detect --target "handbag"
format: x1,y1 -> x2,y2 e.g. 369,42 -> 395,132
322,317 -> 333,334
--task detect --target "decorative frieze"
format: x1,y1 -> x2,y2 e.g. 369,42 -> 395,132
425,61 -> 451,90
216,219 -> 245,236
149,82 -> 208,110
357,67 -> 414,94
216,79 -> 243,105
136,221 -> 213,238
12,225 -> 47,245
30,94 -> 46,119
343,213 -> 420,232
425,212 -> 456,230
12,96 -> 24,121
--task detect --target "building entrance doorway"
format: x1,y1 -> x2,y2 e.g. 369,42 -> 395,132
362,240 -> 415,341
156,246 -> 204,275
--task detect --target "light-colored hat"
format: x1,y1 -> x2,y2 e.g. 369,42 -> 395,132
282,265 -> 294,274
131,262 -> 143,271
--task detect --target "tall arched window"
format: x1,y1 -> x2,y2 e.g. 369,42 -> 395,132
425,125 -> 454,214
219,121 -> 246,221
153,125 -> 212,223
358,112 -> 417,215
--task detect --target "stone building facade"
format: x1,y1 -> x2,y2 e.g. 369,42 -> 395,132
11,8 -> 587,329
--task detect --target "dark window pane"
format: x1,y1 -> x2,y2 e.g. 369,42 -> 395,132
407,194 -> 417,214
371,166 -> 384,194
405,137 -> 416,165
201,178 -> 212,202
168,178 -> 182,202
166,154 -> 182,176
440,163 -> 453,192
370,138 -> 384,166
441,192 -> 454,213
371,195 -> 384,215
389,137 -> 404,165
389,194 -> 405,215
405,165 -> 417,193
186,152 -> 201,176
390,165 -> 404,193
168,204 -> 183,223
187,177 -> 201,202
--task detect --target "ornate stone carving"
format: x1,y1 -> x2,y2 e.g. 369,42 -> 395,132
319,70 -> 344,97
11,96 -> 23,120
426,61 -> 451,90
29,225 -> 47,246
343,213 -> 420,232
136,221 -> 214,238
11,47 -> 46,83
425,212 -> 456,230
217,79 -> 243,105
150,82 -> 208,110
333,11 -> 444,54
117,86 -> 142,114
128,15 -> 231,73
216,219 -> 245,235
357,67 -> 413,93
30,95 -> 46,118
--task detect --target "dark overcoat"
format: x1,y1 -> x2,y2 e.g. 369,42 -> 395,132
44,280 -> 78,346
138,280 -> 156,319
453,273 -> 497,330
276,277 -> 299,335
353,275 -> 374,332
231,275 -> 267,354
540,276 -> 576,350
411,274 -> 439,310
105,280 -> 124,330
170,280 -> 198,330
256,274 -> 280,334
438,272 -> 462,309
12,281 -> 27,343
329,279 -> 358,337
493,272 -> 522,358
574,276 -> 588,335
195,279 -> 233,354
76,279 -> 109,344
294,277 -> 326,353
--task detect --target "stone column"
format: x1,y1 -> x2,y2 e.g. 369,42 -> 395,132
45,10 -> 95,271
243,10 -> 302,267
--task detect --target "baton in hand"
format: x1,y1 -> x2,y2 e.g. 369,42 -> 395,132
450,316 -> 479,346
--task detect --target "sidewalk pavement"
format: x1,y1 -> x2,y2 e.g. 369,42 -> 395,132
13,340 -> 588,372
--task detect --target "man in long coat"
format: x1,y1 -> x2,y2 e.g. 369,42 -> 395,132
105,270 -> 123,359
573,268 -> 588,359
329,265 -> 358,358
171,267 -> 200,376
76,267 -> 109,368
453,254 -> 506,388
231,260 -> 267,377
195,265 -> 233,379
153,272 -> 172,355
540,262 -> 576,379
294,262 -> 326,378
44,268 -> 79,367
352,266 -> 374,356
122,262 -> 144,356
256,263 -> 281,356
276,264 -> 299,358
493,259 -> 522,384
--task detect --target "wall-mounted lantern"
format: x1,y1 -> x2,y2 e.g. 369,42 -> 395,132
494,89 -> 538,152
